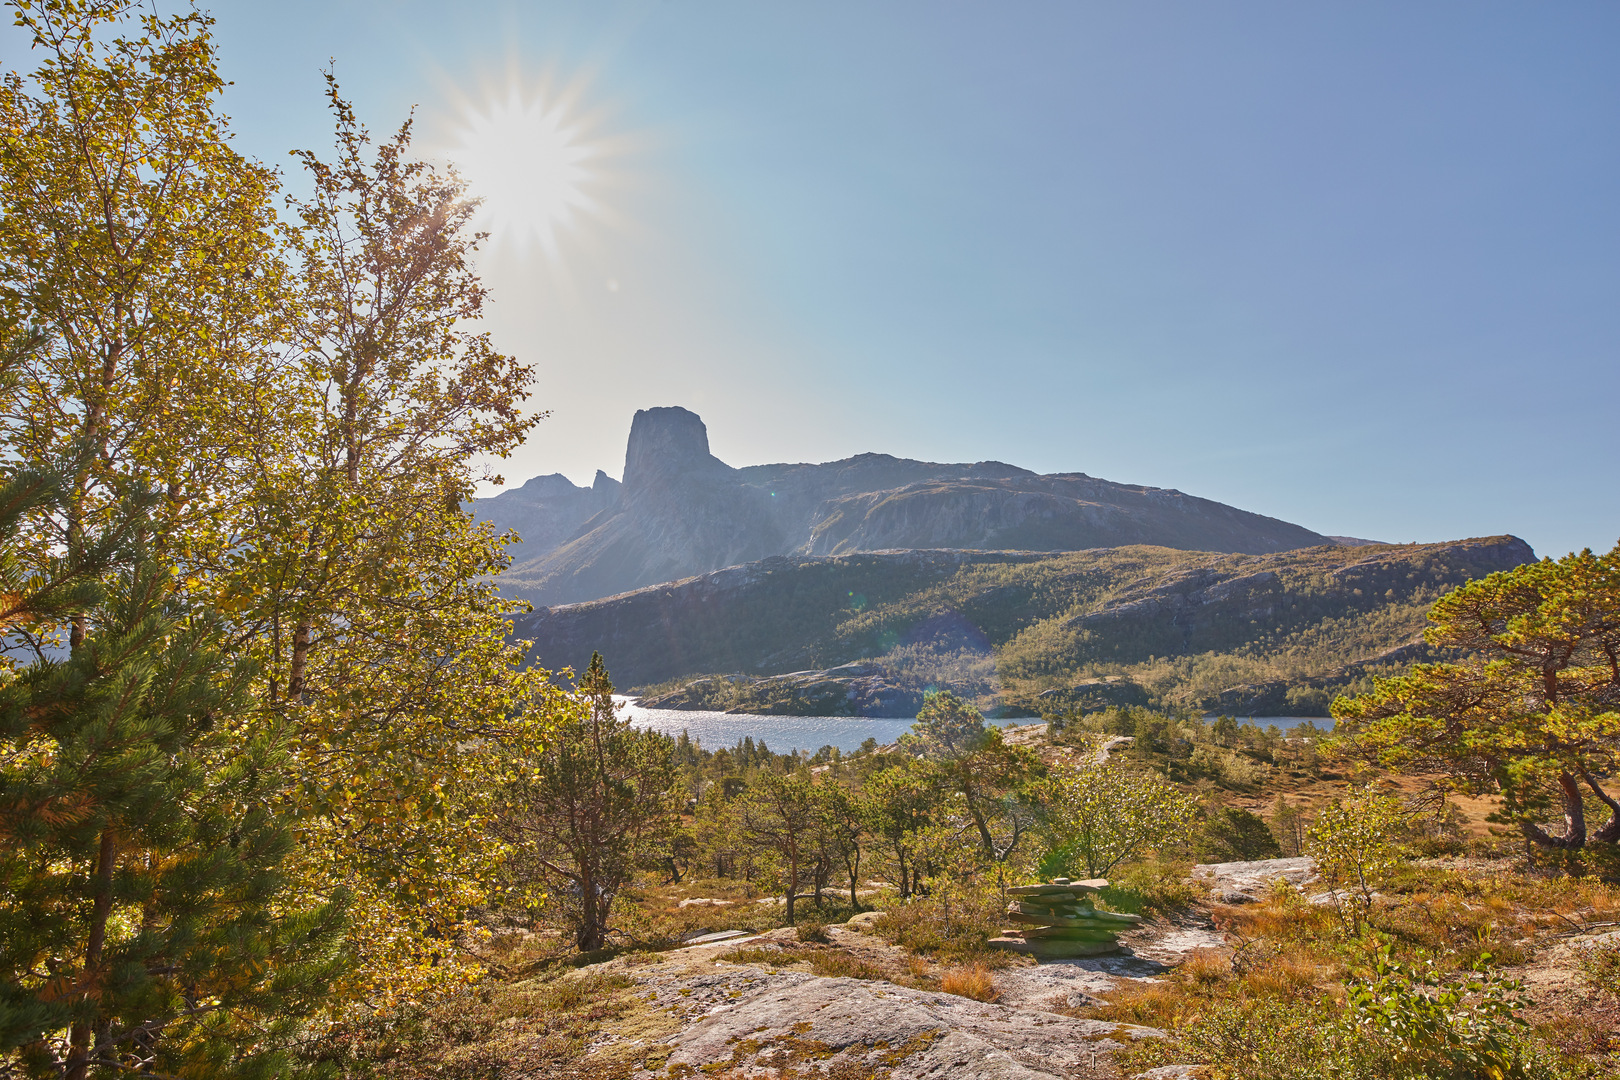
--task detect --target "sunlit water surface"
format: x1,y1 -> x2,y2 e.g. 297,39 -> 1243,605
618,697 -> 1027,754
617,698 -> 1329,755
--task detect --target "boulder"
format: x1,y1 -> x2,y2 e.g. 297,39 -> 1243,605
844,910 -> 885,931
1191,857 -> 1318,904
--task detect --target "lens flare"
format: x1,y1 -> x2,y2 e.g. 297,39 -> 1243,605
453,88 -> 593,253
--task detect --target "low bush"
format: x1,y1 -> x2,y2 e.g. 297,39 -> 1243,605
870,897 -> 1016,967
1097,857 -> 1198,917
297,971 -> 652,1080
717,944 -> 885,981
1120,966 -> 1599,1080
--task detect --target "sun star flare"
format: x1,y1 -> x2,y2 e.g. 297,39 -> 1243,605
453,88 -> 593,253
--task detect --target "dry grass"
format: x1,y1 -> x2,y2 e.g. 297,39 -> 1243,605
869,896 -> 1021,967
939,964 -> 1000,1002
718,944 -> 887,982
296,969 -> 676,1080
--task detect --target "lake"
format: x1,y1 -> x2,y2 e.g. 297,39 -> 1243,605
617,699 -> 1332,755
618,697 -> 1027,754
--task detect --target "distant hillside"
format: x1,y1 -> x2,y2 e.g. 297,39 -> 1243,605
476,406 -> 1336,605
512,535 -> 1535,716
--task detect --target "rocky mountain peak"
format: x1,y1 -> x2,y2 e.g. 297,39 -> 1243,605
481,405 -> 1356,606
622,406 -> 732,492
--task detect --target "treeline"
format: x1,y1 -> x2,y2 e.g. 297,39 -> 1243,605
500,669 -> 1410,958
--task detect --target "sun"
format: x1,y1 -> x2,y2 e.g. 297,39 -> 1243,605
453,88 -> 593,252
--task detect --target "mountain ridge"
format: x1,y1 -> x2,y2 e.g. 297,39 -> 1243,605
511,534 -> 1535,715
476,406 -> 1340,605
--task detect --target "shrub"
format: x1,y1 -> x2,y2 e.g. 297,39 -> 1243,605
1124,966 -> 1587,1080
1190,745 -> 1271,788
796,915 -> 830,944
1306,785 -> 1407,934
871,898 -> 1011,966
1198,805 -> 1284,862
1345,943 -> 1532,1079
1101,858 -> 1198,917
939,964 -> 999,1002
1036,751 -> 1198,879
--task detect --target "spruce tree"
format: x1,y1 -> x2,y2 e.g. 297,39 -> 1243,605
0,470 -> 348,1078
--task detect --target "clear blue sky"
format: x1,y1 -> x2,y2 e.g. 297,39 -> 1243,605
22,2 -> 1620,558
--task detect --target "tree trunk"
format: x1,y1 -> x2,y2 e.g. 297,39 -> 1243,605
1516,772 -> 1588,849
847,848 -> 862,911
785,852 -> 798,926
66,829 -> 117,1080
287,618 -> 313,703
578,864 -> 600,952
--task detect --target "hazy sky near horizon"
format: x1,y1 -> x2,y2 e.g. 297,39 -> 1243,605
19,2 -> 1619,558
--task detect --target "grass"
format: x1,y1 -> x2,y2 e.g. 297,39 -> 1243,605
938,964 -> 999,1002
717,943 -> 888,982
869,896 -> 1025,968
294,970 -> 676,1080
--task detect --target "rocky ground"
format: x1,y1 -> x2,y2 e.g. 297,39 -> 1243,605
566,894 -> 1230,1080
534,856 -> 1619,1079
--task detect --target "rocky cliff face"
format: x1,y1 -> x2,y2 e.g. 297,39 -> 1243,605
512,536 -> 1535,714
481,406 -> 1337,605
469,469 -> 620,555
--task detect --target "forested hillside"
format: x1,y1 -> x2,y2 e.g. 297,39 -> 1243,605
517,535 -> 1534,715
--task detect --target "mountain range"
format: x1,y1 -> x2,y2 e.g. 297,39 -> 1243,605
475,406 -> 1349,607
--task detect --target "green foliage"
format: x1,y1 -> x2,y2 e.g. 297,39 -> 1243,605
903,691 -> 1040,860
1306,786 -> 1408,934
0,485 -> 347,1075
734,769 -> 820,925
1098,858 -> 1198,917
1199,806 -> 1284,863
500,655 -> 677,952
794,915 -> 830,944
1333,543 -> 1620,851
1036,750 -> 1198,879
870,898 -> 1009,966
904,689 -> 991,758
1130,946 -> 1584,1080
0,0 -> 545,1003
1269,795 -> 1309,858
1345,944 -> 1533,1080
857,759 -> 938,898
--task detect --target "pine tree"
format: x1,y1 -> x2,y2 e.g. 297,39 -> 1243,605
502,654 -> 677,951
0,467 -> 348,1078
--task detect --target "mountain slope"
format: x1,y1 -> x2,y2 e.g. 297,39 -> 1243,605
511,535 -> 1534,715
481,406 -> 1336,605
